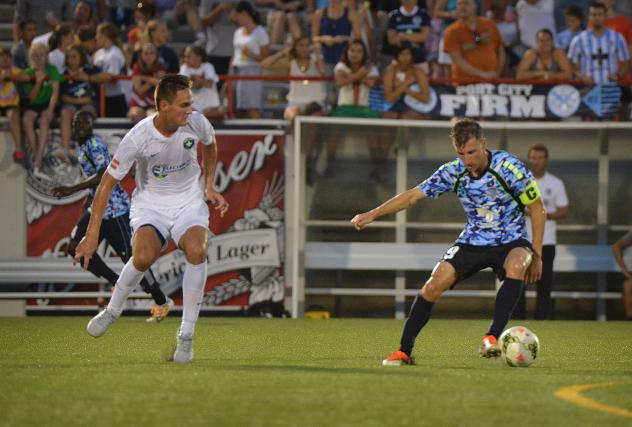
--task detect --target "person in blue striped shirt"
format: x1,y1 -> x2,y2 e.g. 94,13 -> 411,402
568,2 -> 630,85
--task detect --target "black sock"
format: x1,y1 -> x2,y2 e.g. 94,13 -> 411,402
86,255 -> 119,286
399,295 -> 435,356
139,277 -> 167,305
487,278 -> 524,338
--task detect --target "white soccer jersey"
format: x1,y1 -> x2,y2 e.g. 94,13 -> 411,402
568,29 -> 629,85
107,111 -> 215,210
526,171 -> 568,245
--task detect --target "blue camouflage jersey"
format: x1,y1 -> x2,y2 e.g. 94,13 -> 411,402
78,135 -> 130,220
419,150 -> 541,246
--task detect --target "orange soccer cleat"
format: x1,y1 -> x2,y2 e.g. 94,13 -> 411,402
382,350 -> 415,366
479,335 -> 501,358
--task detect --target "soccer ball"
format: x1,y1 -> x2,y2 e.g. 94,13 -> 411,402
499,326 -> 539,367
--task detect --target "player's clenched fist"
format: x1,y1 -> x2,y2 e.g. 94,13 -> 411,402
350,212 -> 375,231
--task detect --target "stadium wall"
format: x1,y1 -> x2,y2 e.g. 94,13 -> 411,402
0,130 -> 26,257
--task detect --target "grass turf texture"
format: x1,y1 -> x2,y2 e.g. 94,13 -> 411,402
1,318 -> 631,427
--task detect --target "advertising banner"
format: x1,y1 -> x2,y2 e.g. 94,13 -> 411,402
26,129 -> 285,312
403,82 -> 622,119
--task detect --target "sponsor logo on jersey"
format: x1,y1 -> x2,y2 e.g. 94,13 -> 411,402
183,138 -> 195,149
151,159 -> 193,178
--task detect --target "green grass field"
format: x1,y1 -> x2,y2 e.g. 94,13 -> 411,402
1,318 -> 631,427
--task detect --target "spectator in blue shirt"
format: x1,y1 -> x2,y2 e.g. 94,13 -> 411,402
556,5 -> 583,53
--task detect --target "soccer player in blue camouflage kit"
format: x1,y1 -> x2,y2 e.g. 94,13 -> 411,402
351,118 -> 546,365
52,111 -> 173,323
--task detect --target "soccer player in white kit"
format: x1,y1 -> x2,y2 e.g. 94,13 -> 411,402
74,74 -> 228,363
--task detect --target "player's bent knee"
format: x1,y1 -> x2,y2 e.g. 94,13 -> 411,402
132,251 -> 159,271
183,246 -> 207,265
421,282 -> 443,302
505,262 -> 528,279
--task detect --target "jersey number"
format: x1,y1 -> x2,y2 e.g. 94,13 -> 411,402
443,246 -> 460,260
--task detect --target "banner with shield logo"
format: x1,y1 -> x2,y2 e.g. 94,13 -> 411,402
26,129 -> 286,313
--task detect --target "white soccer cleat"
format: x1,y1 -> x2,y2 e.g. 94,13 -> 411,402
173,333 -> 194,363
87,308 -> 117,337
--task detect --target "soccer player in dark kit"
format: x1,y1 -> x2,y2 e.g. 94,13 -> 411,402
351,118 -> 546,365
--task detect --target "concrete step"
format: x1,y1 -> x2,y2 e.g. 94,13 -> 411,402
0,5 -> 15,23
171,25 -> 196,44
0,23 -> 12,41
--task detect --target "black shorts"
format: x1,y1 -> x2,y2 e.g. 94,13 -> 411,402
442,239 -> 533,284
26,103 -> 48,114
0,105 -> 19,115
71,211 -> 133,261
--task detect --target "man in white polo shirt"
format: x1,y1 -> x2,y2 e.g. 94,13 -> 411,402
515,143 -> 568,320
74,74 -> 229,363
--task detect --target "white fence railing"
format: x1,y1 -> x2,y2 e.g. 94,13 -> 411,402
287,118 -> 632,320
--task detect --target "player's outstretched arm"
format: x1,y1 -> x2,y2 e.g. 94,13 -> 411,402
52,168 -> 106,198
351,187 -> 426,231
525,197 -> 545,284
74,172 -> 118,270
202,139 -> 229,218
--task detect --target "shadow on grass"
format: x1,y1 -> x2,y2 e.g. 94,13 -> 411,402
211,364 -> 434,377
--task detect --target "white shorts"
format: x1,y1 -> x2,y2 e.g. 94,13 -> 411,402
129,198 -> 210,250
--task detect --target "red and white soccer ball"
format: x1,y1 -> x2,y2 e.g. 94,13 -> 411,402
499,326 -> 540,367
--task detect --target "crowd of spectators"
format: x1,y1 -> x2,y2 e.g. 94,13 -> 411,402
2,0 -> 632,178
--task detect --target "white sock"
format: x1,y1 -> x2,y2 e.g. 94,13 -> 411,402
179,261 -> 207,337
107,258 -> 145,317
